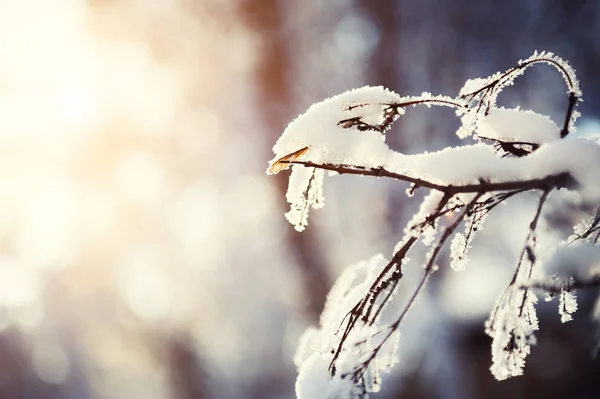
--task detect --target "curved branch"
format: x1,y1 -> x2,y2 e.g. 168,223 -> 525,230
461,56 -> 578,99
461,54 -> 580,139
561,92 -> 578,139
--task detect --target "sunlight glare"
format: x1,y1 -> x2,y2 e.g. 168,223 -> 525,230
16,178 -> 81,270
117,246 -> 173,321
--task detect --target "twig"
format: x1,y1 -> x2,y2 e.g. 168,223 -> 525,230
286,160 -> 574,194
524,276 -> 600,294
488,189 -> 551,330
347,192 -> 484,383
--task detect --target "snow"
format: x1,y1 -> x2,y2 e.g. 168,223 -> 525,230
268,51 -> 599,393
296,355 -> 359,399
450,233 -> 469,271
267,86 -> 401,175
284,166 -> 325,231
559,290 -> 578,323
269,86 -> 600,206
270,83 -> 600,231
450,209 -> 489,272
486,288 -> 539,380
476,107 -> 561,145
294,254 -> 400,398
458,50 -> 581,139
268,87 -> 459,177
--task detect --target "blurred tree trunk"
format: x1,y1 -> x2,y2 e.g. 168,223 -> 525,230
164,333 -> 209,399
239,0 -> 330,322
0,330 -> 28,399
0,329 -> 68,399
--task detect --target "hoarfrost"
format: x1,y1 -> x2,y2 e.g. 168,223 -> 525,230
486,288 -> 539,380
486,216 -> 541,381
457,50 -> 581,140
270,82 -> 600,206
559,289 -> 578,323
294,254 -> 400,399
266,51 -> 598,394
404,191 -> 443,246
568,208 -> 600,244
476,107 -> 560,145
449,206 -> 489,272
284,166 -> 325,231
450,233 -> 469,271
296,354 -> 360,399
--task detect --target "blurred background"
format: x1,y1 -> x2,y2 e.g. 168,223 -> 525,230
0,0 -> 599,398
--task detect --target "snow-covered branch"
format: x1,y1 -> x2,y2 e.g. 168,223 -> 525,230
285,160 -> 575,195
266,51 -> 600,398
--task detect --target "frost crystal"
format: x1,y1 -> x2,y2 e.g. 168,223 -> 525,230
449,233 -> 468,271
294,254 -> 401,398
270,85 -> 600,203
457,51 -> 581,140
486,288 -> 539,380
285,166 -> 325,231
486,225 -> 541,381
567,209 -> 600,244
405,191 -> 443,245
449,205 -> 489,272
559,289 -> 578,323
